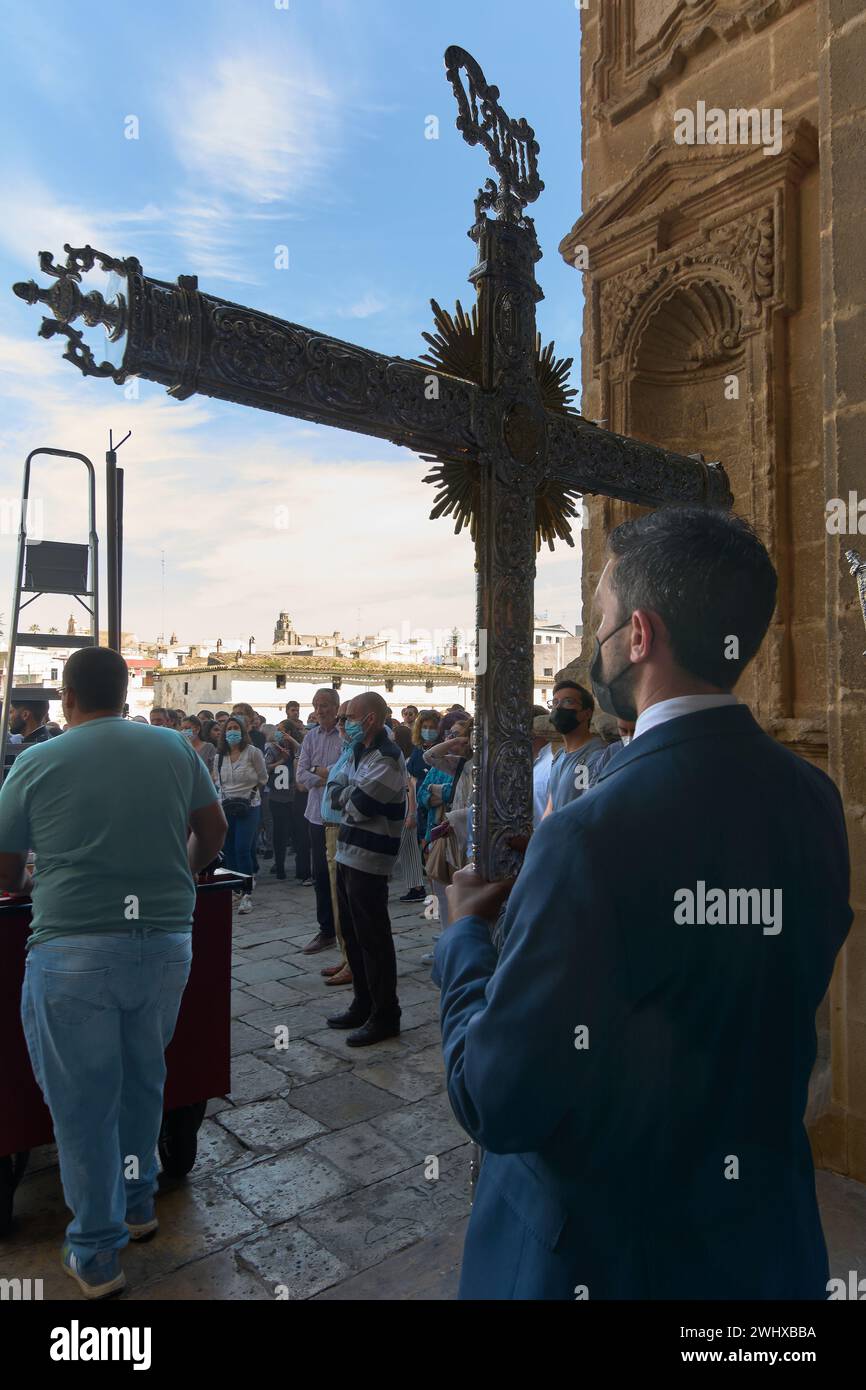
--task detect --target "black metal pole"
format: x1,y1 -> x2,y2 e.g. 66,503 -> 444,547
106,448 -> 119,651
117,465 -> 124,643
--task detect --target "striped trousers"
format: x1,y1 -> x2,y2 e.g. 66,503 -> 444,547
395,821 -> 424,889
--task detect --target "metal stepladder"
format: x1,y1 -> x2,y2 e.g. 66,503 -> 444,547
0,448 -> 99,784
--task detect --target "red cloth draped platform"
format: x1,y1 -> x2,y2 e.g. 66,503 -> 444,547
0,876 -> 236,1156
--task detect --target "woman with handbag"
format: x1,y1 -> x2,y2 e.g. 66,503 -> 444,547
213,715 -> 267,914
420,717 -> 474,937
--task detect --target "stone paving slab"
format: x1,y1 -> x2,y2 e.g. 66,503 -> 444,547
367,1092 -> 468,1161
287,1071 -> 404,1130
232,957 -> 301,986
218,1098 -> 327,1154
226,1148 -> 354,1224
234,939 -> 296,962
352,1045 -> 447,1103
242,979 -> 316,1008
305,1120 -> 417,1186
260,1036 -> 352,1084
295,1147 -> 471,1275
236,1223 -> 352,1300
227,1051 -> 291,1104
238,1003 -> 325,1039
135,1247 -> 273,1301
231,1018 -> 274,1055
184,1118 -> 250,1179
311,1215 -> 469,1301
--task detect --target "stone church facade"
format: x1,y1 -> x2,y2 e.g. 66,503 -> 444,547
561,0 -> 865,1180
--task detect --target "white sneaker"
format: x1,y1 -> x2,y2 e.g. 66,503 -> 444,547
238,894 -> 253,914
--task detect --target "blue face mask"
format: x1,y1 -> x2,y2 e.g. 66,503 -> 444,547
225,730 -> 242,746
421,728 -> 438,743
181,728 -> 195,740
273,731 -> 285,746
343,719 -> 366,747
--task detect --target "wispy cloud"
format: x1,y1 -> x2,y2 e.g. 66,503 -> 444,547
165,48 -> 343,206
0,178 -> 163,274
337,292 -> 387,319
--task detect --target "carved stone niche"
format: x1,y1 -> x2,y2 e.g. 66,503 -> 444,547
560,120 -> 818,734
593,0 -> 812,124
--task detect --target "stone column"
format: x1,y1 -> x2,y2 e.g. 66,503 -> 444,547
813,0 -> 866,1181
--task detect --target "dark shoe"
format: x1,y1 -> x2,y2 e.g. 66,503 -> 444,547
399,887 -> 426,902
303,931 -> 337,955
300,877 -> 315,887
321,962 -> 345,977
325,965 -> 353,987
275,869 -> 286,880
327,1008 -> 369,1030
346,1017 -> 401,1047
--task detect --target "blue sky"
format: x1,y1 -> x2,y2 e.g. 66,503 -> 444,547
0,0 -> 585,649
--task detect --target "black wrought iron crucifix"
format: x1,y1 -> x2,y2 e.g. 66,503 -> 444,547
12,47 -> 731,879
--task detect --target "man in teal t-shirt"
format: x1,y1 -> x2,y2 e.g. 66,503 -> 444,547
0,647 -> 226,1299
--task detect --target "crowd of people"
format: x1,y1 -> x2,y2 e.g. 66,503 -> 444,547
0,505 -> 854,1303
0,675 -> 670,1066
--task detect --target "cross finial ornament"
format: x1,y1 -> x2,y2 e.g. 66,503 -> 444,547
444,46 -> 544,233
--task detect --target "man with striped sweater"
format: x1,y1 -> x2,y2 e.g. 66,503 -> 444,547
325,692 -> 407,1047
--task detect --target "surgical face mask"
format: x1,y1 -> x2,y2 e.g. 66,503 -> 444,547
273,731 -> 285,746
589,617 -> 638,723
421,728 -> 438,743
181,728 -> 195,740
225,730 -> 242,747
343,718 -> 367,747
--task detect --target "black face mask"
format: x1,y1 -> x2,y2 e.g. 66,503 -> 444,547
550,707 -> 581,735
589,617 -> 638,723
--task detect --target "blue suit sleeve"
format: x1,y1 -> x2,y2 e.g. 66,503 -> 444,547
433,809 -> 621,1153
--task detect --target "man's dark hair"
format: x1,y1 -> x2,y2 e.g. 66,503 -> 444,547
552,680 -> 594,715
606,506 -> 777,689
63,647 -> 129,713
12,699 -> 49,723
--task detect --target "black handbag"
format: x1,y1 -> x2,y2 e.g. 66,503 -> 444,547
218,751 -> 255,818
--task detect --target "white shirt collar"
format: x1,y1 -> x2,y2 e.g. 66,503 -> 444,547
633,694 -> 739,742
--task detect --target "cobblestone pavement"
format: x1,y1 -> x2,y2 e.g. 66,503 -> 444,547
2,874 -> 864,1300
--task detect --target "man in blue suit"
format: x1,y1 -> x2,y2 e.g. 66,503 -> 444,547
433,507 -> 852,1300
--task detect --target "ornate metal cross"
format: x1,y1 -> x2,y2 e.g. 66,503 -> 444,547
12,46 -> 731,879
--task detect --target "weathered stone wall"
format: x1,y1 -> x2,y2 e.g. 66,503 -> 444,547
564,0 -> 865,1178
810,0 -> 866,1183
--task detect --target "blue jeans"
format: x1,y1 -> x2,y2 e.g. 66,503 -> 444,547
223,807 -> 258,880
21,928 -> 192,1262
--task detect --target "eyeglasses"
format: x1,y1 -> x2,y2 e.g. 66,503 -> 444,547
547,698 -> 585,711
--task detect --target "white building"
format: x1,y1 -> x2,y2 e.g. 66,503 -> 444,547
533,620 -> 583,708
153,656 -> 475,723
